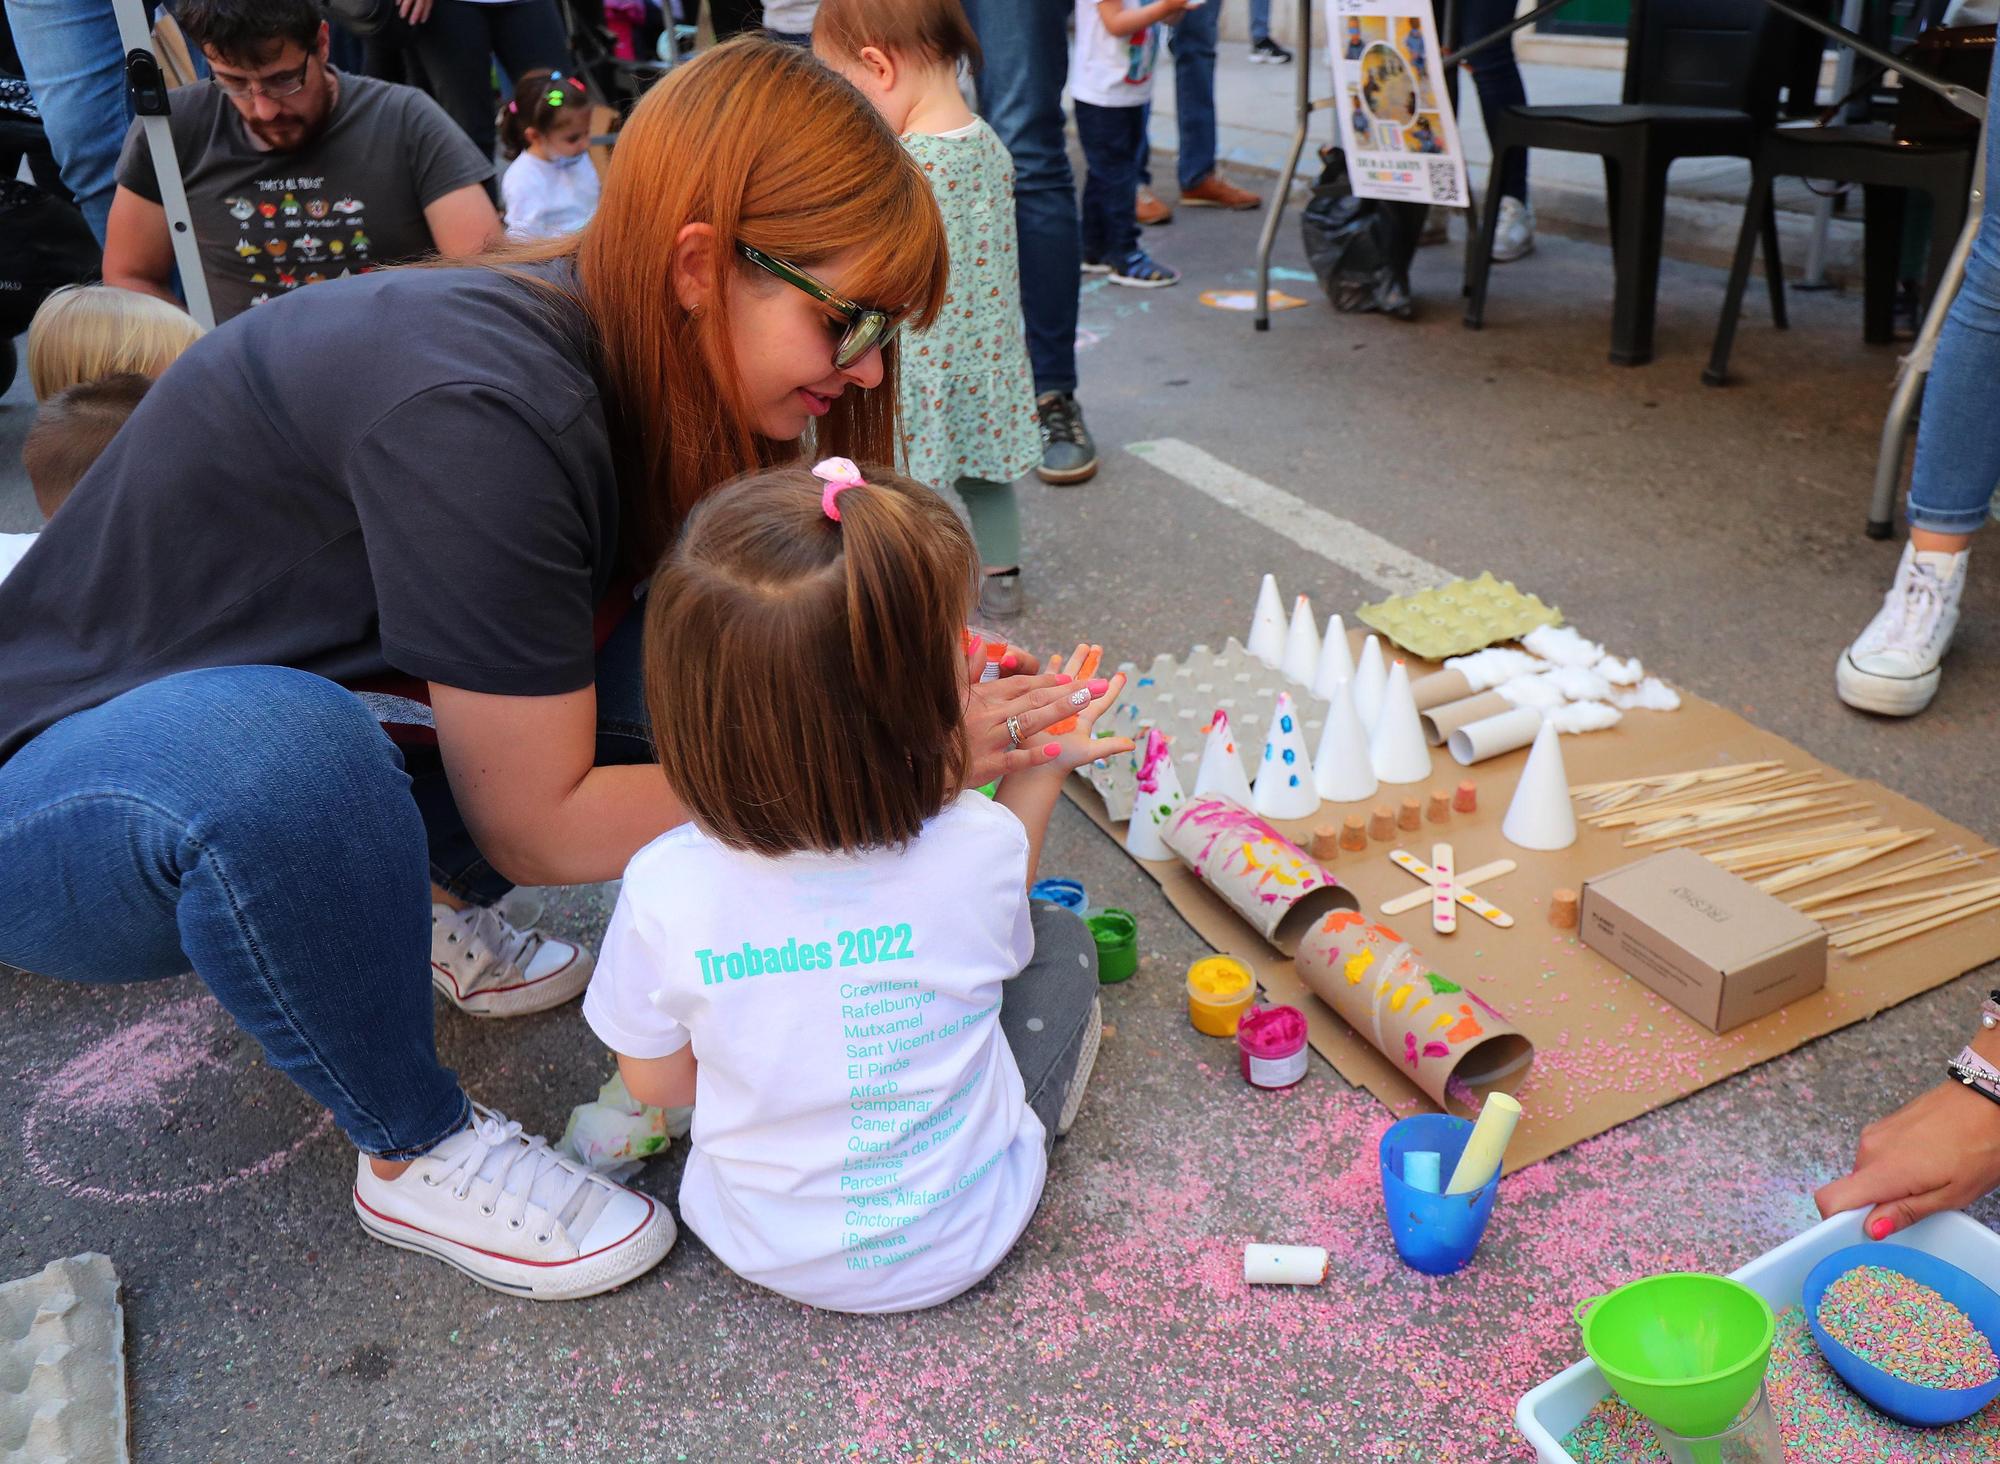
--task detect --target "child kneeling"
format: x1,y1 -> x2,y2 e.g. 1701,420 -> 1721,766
582,459 -> 1127,1312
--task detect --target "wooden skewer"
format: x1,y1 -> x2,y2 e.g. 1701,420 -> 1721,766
1571,761 -> 1784,801
1576,766 -> 1790,813
1706,821 -> 1887,869
1583,770 -> 1814,826
1646,801 -> 1876,850
1830,881 -> 2000,944
1758,831 -> 1932,895
1593,776 -> 1849,830
1841,891 -> 2000,957
1808,875 -> 2000,921
1720,830 -> 1909,874
1626,796 -> 1854,847
1790,848 -> 1992,910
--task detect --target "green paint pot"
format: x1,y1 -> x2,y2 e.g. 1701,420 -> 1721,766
1575,1273 -> 1775,1438
1087,908 -> 1138,984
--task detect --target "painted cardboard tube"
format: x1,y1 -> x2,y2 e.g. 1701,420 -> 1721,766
1409,668 -> 1475,713
1421,690 -> 1513,748
1447,707 -> 1546,767
1294,912 -> 1535,1114
1244,1244 -> 1329,1285
1162,796 -> 1360,956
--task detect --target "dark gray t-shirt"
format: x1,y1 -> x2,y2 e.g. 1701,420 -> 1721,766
0,262 -> 621,765
116,71 -> 491,322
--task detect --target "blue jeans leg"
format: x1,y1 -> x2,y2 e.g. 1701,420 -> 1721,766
1906,43 -> 2000,535
962,0 -> 1080,397
1169,1 -> 1219,191
6,0 -> 133,243
1249,0 -> 1271,43
1459,0 -> 1529,202
0,666 -> 469,1159
1075,100 -> 1144,266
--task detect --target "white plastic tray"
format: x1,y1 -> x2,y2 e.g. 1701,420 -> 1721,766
1514,1208 -> 2000,1463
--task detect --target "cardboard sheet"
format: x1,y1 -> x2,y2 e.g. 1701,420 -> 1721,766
1068,640 -> 2000,1170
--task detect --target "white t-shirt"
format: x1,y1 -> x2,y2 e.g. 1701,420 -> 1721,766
1070,0 -> 1162,108
0,533 -> 37,583
583,791 -> 1047,1313
500,150 -> 601,241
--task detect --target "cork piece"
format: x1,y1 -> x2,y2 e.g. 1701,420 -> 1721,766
1309,825 -> 1342,861
0,1253 -> 128,1464
1453,780 -> 1479,814
1427,790 -> 1453,824
1368,805 -> 1397,842
1549,888 -> 1580,930
1340,814 -> 1369,852
1398,797 -> 1423,831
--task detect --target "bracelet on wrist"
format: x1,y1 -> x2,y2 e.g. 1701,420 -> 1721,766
1948,1045 -> 2000,1111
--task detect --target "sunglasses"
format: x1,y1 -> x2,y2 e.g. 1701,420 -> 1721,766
736,243 -> 900,370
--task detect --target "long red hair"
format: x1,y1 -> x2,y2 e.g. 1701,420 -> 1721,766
498,39 -> 948,573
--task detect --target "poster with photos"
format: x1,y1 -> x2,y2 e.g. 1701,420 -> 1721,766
1324,0 -> 1469,207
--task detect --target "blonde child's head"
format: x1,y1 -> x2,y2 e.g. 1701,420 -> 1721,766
26,286 -> 205,402
812,0 -> 981,100
645,459 -> 979,858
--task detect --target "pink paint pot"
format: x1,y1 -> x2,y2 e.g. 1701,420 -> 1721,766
1237,1004 -> 1308,1089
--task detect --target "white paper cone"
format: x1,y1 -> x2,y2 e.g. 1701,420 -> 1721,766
1280,595 -> 1321,685
1193,709 -> 1255,806
1448,706 -> 1545,766
1247,574 -> 1286,668
1125,728 -> 1186,861
1313,678 -> 1377,803
1501,719 -> 1578,851
1369,660 -> 1433,785
1253,692 -> 1319,819
1312,614 -> 1357,702
1353,635 -> 1387,732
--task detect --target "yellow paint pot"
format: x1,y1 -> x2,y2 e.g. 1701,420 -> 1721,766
1187,956 -> 1258,1037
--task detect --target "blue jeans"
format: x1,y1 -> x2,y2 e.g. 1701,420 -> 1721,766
1075,100 -> 1146,268
961,0 -> 1080,397
1455,0 -> 1529,203
0,612 -> 653,1158
6,0 -> 138,242
1136,1 -> 1219,193
1249,0 -> 1271,43
1906,41 -> 2000,535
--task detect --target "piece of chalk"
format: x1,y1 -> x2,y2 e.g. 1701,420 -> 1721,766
1244,1243 -> 1330,1286
1403,1150 -> 1441,1193
1446,1091 -> 1522,1195
1427,790 -> 1452,824
1310,825 -> 1341,861
1549,888 -> 1580,930
1398,797 -> 1422,831
1453,779 -> 1478,814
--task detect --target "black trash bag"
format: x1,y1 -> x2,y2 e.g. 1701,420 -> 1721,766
0,179 -> 101,340
1299,146 -> 1426,320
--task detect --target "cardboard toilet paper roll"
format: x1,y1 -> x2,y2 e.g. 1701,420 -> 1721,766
1294,911 -> 1535,1114
1162,796 -> 1360,955
1409,668 -> 1475,712
1420,691 -> 1513,748
1448,707 -> 1546,766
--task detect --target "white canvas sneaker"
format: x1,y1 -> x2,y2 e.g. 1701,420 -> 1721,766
353,1105 -> 675,1300
1492,197 -> 1536,263
431,902 -> 593,1017
1836,542 -> 1968,716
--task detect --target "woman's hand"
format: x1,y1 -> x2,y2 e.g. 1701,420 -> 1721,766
399,0 -> 434,23
1814,1078 -> 2000,1239
1039,643 -> 1132,774
962,669 -> 1098,790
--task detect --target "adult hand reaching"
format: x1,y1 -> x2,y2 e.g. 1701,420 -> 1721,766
399,0 -> 435,23
1814,1077 -> 2000,1239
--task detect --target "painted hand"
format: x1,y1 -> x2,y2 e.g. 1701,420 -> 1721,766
962,663 -> 1084,789
1038,643 -> 1132,775
1813,1078 -> 2000,1239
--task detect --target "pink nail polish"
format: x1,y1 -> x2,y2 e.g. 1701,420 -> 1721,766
1087,677 -> 1110,695
1869,1216 -> 1893,1239
1043,743 -> 1062,757
1053,673 -> 1073,685
999,652 -> 1018,670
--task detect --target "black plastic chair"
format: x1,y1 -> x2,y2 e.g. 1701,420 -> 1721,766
1464,0 -> 1797,365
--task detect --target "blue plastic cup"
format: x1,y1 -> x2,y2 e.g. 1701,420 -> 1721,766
1379,1113 -> 1501,1275
1803,1242 -> 2000,1426
1029,878 -> 1088,915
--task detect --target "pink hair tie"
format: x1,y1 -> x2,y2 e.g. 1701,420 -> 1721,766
812,456 -> 866,522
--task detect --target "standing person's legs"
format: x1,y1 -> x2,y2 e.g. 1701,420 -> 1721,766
1000,904 -> 1102,1149
1249,0 -> 1272,44
405,0 -> 511,160
487,0 -> 571,92
7,0 -> 129,243
954,478 -> 1023,574
1074,101 -> 1140,266
1168,2 -> 1218,192
1459,0 -> 1527,204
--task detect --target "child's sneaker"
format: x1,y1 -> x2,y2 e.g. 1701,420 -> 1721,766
1109,248 -> 1180,289
1056,997 -> 1102,1136
979,568 -> 1023,619
353,1105 -> 676,1300
1836,542 -> 1968,716
432,901 -> 593,1017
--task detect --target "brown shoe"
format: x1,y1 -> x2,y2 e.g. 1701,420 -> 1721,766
1136,186 -> 1173,226
1179,172 -> 1261,210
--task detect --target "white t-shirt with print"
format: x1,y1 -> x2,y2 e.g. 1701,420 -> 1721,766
1070,0 -> 1162,108
500,150 -> 601,241
0,533 -> 37,583
583,791 -> 1047,1313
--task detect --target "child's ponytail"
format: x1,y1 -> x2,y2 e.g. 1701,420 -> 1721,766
497,68 -> 590,159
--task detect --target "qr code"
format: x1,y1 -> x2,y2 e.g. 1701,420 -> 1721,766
1426,158 -> 1462,205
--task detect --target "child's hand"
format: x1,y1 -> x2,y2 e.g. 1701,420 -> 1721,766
1034,644 -> 1133,775
963,664 -> 1096,788
963,633 -> 1041,679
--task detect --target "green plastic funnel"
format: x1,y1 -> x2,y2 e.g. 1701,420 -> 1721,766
1575,1273 -> 1775,1438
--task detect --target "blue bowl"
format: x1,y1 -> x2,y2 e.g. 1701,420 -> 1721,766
1803,1241 -> 2000,1426
1378,1114 -> 1501,1276
1029,878 -> 1087,914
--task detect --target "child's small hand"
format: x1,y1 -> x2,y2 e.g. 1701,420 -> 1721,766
1036,644 -> 1133,775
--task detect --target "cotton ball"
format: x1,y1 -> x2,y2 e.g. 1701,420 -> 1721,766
1612,677 -> 1681,712
1443,646 -> 1543,690
1547,664 -> 1613,701
1595,653 -> 1644,686
1547,700 -> 1623,734
1522,624 -> 1606,667
1497,672 -> 1566,710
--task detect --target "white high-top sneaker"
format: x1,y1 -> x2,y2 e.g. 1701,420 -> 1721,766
431,902 -> 593,1017
354,1105 -> 675,1300
1836,542 -> 1969,716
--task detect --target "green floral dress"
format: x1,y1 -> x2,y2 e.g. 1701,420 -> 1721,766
898,122 -> 1042,490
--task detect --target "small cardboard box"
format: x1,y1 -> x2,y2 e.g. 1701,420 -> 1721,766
1580,847 -> 1827,1034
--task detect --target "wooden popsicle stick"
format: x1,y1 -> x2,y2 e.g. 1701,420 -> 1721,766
1432,843 -> 1457,935
1386,850 -> 1515,928
1757,831 -> 1931,895
1791,848 -> 1994,910
1380,857 -> 1516,915
1840,891 -> 2000,957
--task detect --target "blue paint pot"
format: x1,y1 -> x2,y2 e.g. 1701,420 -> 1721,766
1803,1242 -> 2000,1426
1378,1113 -> 1501,1276
1029,878 -> 1088,914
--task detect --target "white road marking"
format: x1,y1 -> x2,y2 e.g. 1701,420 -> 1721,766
1124,438 -> 1456,597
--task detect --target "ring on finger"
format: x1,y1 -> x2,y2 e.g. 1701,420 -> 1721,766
1006,715 -> 1023,750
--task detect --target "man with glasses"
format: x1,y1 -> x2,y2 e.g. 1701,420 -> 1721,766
101,0 -> 498,323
